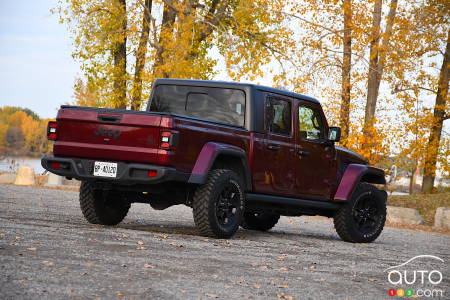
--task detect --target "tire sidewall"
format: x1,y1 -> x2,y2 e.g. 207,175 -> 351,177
207,171 -> 245,238
347,185 -> 386,242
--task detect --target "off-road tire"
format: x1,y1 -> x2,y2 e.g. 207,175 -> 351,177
241,212 -> 280,231
79,181 -> 130,225
192,169 -> 245,239
333,183 -> 386,243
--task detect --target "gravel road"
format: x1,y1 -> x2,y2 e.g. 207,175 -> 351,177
0,184 -> 448,300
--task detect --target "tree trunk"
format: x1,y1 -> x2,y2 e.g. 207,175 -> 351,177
131,0 -> 153,111
363,0 -> 398,147
153,1 -> 177,78
409,164 -> 416,195
339,0 -> 352,140
112,0 -> 128,109
421,29 -> 450,193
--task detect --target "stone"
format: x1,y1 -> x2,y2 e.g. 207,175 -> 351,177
45,173 -> 63,186
387,206 -> 425,225
14,166 -> 36,186
434,207 -> 450,229
0,173 -> 16,184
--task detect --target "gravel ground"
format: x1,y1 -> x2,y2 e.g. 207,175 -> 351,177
0,184 -> 448,300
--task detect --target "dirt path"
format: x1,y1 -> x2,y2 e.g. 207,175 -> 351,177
0,184 -> 448,299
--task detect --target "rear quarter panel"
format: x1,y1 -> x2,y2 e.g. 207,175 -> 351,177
171,118 -> 251,173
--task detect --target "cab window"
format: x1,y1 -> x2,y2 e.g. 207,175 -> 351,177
266,97 -> 291,135
298,106 -> 324,141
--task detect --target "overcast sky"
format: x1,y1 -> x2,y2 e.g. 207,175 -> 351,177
0,0 -> 80,119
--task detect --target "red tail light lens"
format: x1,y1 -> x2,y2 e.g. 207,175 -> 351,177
50,162 -> 61,169
147,170 -> 158,177
47,121 -> 58,140
160,131 -> 178,150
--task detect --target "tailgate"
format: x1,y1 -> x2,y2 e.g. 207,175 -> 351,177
53,107 -> 166,164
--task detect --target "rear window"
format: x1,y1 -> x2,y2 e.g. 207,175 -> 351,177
149,85 -> 246,127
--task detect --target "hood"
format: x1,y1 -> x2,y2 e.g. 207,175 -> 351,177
335,146 -> 368,165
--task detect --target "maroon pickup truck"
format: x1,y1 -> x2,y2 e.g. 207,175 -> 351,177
42,79 -> 387,242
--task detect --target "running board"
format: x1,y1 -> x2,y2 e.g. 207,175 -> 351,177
246,193 -> 341,210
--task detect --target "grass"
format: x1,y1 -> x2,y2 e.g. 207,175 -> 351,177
388,193 -> 450,225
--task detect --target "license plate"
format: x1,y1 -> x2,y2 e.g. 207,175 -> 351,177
93,161 -> 118,178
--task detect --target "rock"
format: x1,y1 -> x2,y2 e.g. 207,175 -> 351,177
45,173 -> 63,186
0,173 -> 16,184
14,166 -> 36,186
387,206 -> 425,225
434,207 -> 450,229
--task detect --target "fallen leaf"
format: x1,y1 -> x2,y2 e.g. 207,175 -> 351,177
42,261 -> 54,267
367,278 -> 377,282
205,293 -> 219,298
136,246 -> 146,250
276,256 -> 285,261
257,265 -> 269,270
27,248 -> 37,251
137,241 -> 144,245
277,294 -> 294,300
202,238 -> 209,242
116,292 -> 124,296
144,264 -> 155,269
279,285 -> 289,289
275,267 -> 289,271
253,285 -> 261,289
308,266 -> 316,270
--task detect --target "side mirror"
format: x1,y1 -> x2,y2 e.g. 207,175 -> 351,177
328,127 -> 341,142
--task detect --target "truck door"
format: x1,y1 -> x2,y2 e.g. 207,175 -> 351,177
294,101 -> 336,199
252,94 -> 297,196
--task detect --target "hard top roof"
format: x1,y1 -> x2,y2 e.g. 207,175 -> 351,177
153,78 -> 320,104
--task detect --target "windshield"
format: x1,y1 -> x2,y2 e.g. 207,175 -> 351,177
149,85 -> 246,127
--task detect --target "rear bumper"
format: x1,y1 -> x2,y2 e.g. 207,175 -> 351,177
41,156 -> 190,185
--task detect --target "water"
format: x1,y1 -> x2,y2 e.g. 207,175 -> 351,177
0,156 -> 45,174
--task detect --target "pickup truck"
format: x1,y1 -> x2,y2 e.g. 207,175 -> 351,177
42,79 -> 387,242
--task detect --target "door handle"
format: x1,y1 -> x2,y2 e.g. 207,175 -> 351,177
298,150 -> 310,156
267,144 -> 281,151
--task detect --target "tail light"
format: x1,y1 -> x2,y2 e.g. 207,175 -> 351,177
47,121 -> 58,140
160,131 -> 178,150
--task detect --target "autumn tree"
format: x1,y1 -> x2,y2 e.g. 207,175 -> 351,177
55,0 -> 293,110
385,0 -> 449,192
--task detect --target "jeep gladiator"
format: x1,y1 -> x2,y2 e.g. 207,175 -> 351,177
42,79 -> 387,242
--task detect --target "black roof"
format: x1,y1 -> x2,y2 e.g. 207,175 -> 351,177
153,78 -> 320,104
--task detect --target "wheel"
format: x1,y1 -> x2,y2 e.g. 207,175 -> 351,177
241,212 -> 280,231
79,181 -> 130,225
192,169 -> 245,239
333,183 -> 386,243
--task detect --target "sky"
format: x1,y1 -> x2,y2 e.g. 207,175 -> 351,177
0,0 -> 80,119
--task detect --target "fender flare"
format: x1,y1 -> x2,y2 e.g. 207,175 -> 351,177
188,142 -> 252,191
334,164 -> 386,201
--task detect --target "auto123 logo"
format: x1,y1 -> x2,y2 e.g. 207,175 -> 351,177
384,255 -> 446,298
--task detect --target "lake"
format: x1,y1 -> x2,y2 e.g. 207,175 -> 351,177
0,156 -> 45,174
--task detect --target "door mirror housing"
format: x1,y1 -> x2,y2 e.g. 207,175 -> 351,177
328,127 -> 341,142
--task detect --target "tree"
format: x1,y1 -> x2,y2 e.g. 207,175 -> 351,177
131,0 -> 152,110
340,0 -> 352,139
422,29 -> 450,192
362,0 -> 398,151
56,0 -> 293,110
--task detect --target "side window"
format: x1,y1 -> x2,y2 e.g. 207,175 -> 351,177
298,106 -> 324,141
266,97 -> 291,135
